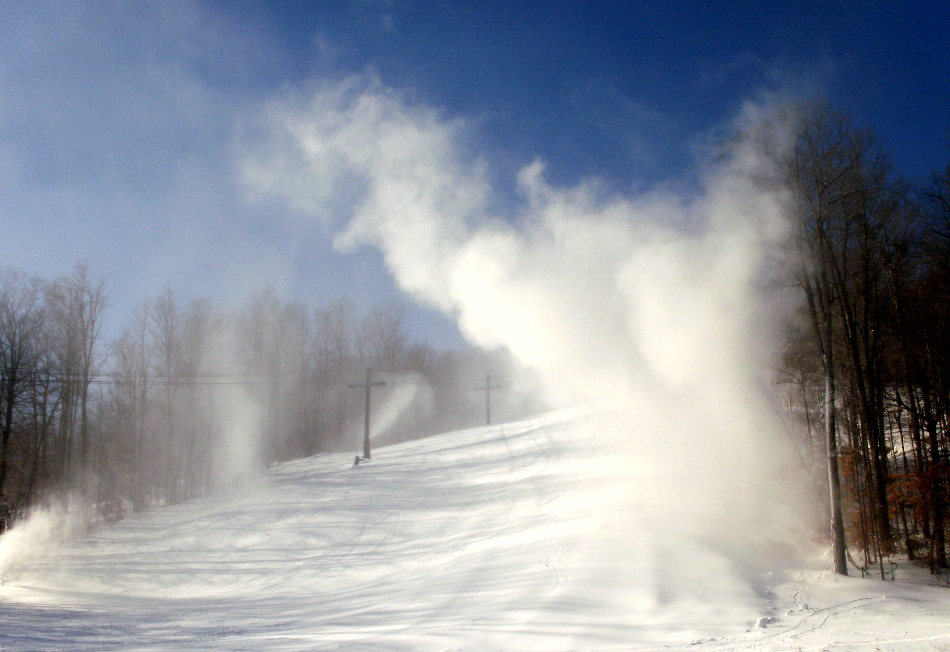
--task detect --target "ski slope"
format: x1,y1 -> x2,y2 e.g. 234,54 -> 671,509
1,411 -> 949,650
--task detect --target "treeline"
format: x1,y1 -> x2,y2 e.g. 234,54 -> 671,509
0,271 -> 535,531
776,104 -> 950,575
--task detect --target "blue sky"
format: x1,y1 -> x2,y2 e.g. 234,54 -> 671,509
2,1 -> 948,347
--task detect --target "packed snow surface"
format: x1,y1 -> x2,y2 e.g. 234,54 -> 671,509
1,411 -> 949,650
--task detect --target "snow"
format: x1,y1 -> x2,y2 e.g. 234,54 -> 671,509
2,411 -> 949,650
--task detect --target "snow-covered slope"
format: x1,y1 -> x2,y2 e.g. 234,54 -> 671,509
1,412 -> 949,650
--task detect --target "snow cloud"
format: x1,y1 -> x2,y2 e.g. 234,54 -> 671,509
244,74 -> 809,561
0,495 -> 89,579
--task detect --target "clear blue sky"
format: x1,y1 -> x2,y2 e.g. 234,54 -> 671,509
2,0 -> 948,347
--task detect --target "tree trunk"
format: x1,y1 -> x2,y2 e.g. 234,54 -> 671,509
825,362 -> 849,575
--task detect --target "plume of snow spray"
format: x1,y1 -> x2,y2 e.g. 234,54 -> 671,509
0,495 -> 90,580
201,322 -> 264,488
245,76 -> 809,562
369,380 -> 421,441
0,320 -> 266,576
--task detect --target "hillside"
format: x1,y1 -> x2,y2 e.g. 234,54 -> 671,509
1,411 -> 949,650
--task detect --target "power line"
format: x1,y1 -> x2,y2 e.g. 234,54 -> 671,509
8,366 -> 499,393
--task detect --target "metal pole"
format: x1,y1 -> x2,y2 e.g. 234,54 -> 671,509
475,374 -> 503,426
363,368 -> 372,459
349,369 -> 385,460
486,374 -> 491,425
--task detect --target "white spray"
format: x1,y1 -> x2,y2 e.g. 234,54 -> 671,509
0,495 -> 90,580
246,76 -> 809,561
202,324 -> 265,489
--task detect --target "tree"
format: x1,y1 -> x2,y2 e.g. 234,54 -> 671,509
0,269 -> 46,529
782,106 -> 950,574
151,288 -> 184,503
178,299 -> 215,496
18,316 -> 62,512
313,299 -> 356,450
45,263 -> 107,482
356,302 -> 407,370
783,106 -> 860,574
238,289 -> 314,463
111,301 -> 154,511
890,162 -> 950,570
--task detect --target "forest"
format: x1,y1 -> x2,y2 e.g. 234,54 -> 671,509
0,271 -> 534,531
1,102 -> 948,579
776,105 -> 950,577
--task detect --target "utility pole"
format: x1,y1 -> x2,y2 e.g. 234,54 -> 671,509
474,374 -> 503,425
349,369 -> 386,460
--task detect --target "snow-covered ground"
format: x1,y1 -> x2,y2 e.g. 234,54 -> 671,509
1,411 -> 949,650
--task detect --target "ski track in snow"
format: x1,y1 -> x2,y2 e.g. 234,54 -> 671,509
1,411 -> 949,650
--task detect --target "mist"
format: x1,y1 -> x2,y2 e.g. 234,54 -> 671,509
245,76 -> 810,561
0,495 -> 89,578
366,379 -> 422,442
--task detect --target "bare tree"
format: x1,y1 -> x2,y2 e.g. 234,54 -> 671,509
890,162 -> 950,570
178,299 -> 215,496
150,288 -> 184,503
783,106 -> 858,574
356,302 -> 406,370
111,301 -> 154,510
238,289 -> 313,462
0,269 -> 46,529
18,316 -> 62,512
45,263 -> 107,482
781,105 -> 947,575
74,265 -> 107,473
313,299 -> 356,451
